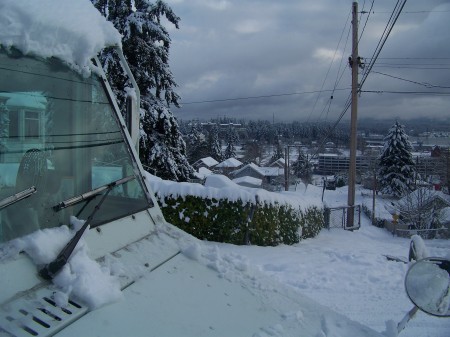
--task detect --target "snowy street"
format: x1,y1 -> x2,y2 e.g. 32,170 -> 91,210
205,186 -> 450,337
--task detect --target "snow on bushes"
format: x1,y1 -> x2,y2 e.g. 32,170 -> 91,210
146,173 -> 324,246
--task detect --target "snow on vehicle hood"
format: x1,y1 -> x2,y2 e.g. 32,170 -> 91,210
0,0 -> 122,75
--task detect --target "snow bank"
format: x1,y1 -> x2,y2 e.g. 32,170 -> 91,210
146,172 -> 322,209
0,0 -> 122,75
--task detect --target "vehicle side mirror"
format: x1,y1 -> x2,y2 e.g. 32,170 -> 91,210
405,257 -> 450,317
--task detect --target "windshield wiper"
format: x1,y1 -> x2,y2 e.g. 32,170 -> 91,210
53,175 -> 135,213
39,175 -> 135,280
0,186 -> 37,210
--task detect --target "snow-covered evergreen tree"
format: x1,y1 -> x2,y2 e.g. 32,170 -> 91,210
291,152 -> 312,182
378,121 -> 416,198
207,124 -> 222,162
224,127 -> 238,159
91,0 -> 193,181
186,124 -> 208,163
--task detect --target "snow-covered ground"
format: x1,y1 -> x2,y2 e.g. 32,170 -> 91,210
197,184 -> 450,337
146,173 -> 450,336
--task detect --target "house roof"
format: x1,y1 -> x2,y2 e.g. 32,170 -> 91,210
232,176 -> 262,187
193,157 -> 219,168
194,167 -> 213,179
215,158 -> 243,168
269,158 -> 285,167
397,188 -> 450,209
232,163 -> 282,177
441,207 -> 450,223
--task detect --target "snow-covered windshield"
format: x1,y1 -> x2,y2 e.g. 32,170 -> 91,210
0,49 -> 152,243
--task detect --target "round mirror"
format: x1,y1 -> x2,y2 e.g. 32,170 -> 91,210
405,257 -> 450,317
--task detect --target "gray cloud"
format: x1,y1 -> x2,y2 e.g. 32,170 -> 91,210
165,0 -> 450,122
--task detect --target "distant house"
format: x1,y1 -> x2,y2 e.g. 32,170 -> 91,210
192,156 -> 219,170
431,145 -> 441,158
269,157 -> 285,169
214,157 -> 243,176
193,167 -> 213,180
385,188 -> 450,237
230,163 -> 283,190
397,188 -> 450,211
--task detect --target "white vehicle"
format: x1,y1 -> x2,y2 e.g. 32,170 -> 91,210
0,1 -> 447,337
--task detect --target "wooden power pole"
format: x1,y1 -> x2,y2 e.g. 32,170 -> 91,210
347,1 -> 359,228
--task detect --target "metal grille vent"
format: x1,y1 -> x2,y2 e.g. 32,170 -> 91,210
0,289 -> 87,337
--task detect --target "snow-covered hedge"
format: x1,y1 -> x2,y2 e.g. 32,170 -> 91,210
147,173 -> 324,246
157,194 -> 323,246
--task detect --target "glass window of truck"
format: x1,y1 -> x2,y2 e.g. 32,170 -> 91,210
0,48 -> 152,243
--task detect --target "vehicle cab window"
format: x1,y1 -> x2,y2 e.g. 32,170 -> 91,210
0,49 -> 153,243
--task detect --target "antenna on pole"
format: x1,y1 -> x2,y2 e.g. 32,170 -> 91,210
347,1 -> 359,228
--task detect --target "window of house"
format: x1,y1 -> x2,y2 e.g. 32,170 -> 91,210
24,110 -> 40,139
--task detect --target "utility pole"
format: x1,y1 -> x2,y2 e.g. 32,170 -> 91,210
347,1 -> 359,228
284,146 -> 289,191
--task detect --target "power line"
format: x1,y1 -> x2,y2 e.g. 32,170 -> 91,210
373,65 -> 450,70
373,9 -> 450,14
372,57 -> 450,60
374,62 -> 450,66
180,88 -> 351,105
361,90 -> 450,95
358,0 -> 374,42
307,10 -> 351,123
360,0 -> 408,89
311,1 -> 408,158
372,70 -> 450,88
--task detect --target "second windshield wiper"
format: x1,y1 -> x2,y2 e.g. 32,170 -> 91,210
40,175 -> 135,280
0,186 -> 37,210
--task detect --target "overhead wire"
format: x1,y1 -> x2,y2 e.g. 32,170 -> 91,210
306,10 -> 352,123
312,0 -> 409,159
180,87 -> 351,105
361,90 -> 450,95
360,0 -> 408,89
372,70 -> 450,89
358,0 -> 375,43
316,22 -> 352,123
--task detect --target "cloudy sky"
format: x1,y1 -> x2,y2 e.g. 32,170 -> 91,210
164,0 -> 450,122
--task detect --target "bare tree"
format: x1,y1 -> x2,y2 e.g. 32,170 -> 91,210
242,140 -> 262,165
398,188 -> 446,232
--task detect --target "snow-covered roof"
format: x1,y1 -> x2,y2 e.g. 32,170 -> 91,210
269,157 -> 285,166
193,156 -> 219,168
0,92 -> 47,109
232,163 -> 281,177
441,207 -> 450,223
232,176 -> 262,187
0,0 -> 122,75
319,153 -> 340,157
215,157 -> 243,168
204,174 -> 240,189
194,167 -> 213,179
397,188 -> 450,209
